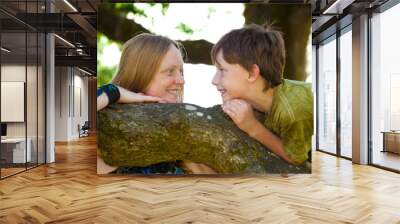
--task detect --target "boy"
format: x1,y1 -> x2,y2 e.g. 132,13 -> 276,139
211,24 -> 313,165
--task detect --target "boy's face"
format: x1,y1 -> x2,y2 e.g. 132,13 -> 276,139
212,50 -> 250,103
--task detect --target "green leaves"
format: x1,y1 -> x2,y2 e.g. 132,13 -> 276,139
112,3 -> 170,17
176,23 -> 195,35
97,65 -> 117,87
114,3 -> 146,17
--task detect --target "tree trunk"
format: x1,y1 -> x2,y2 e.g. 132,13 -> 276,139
98,103 -> 311,174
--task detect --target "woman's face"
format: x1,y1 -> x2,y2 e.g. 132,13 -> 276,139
144,45 -> 185,103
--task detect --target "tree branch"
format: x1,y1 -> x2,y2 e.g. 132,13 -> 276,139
98,5 -> 213,65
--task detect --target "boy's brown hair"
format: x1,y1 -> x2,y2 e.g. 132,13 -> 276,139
211,23 -> 286,90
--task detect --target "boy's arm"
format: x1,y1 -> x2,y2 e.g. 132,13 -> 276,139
222,99 -> 295,165
247,122 -> 294,164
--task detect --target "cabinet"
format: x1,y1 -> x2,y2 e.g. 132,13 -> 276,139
382,131 -> 400,154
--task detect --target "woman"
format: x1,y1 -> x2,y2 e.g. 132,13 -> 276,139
97,33 -> 216,174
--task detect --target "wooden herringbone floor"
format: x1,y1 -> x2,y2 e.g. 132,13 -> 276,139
1,135 -> 400,224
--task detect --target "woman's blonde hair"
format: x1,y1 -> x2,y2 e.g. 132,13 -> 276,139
111,33 -> 184,93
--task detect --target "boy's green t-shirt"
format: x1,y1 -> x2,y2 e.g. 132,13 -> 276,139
264,79 -> 313,164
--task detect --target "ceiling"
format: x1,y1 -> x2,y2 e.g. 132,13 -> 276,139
311,0 -> 390,43
0,0 -> 100,75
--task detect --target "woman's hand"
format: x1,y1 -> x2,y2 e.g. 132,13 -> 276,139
97,85 -> 166,111
222,99 -> 260,136
117,86 -> 166,104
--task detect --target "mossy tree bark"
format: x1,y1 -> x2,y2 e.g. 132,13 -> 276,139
98,103 -> 311,174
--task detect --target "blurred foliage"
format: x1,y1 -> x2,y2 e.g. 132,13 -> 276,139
97,65 -> 117,87
97,32 -> 118,87
160,3 -> 170,15
112,3 -> 170,17
176,23 -> 195,35
114,3 -> 146,17
207,6 -> 216,19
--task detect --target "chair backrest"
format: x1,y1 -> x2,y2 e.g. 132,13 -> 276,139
82,121 -> 90,129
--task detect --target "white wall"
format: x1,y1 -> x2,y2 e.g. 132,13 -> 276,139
1,65 -> 25,140
1,64 -> 46,164
55,66 -> 69,141
1,65 -> 36,138
54,67 -> 89,141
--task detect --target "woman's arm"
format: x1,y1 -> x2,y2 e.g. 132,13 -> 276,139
97,92 -> 109,111
97,84 -> 164,111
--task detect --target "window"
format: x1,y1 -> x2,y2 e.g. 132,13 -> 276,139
0,1 -> 47,179
370,2 -> 400,171
339,28 -> 352,158
317,35 -> 337,154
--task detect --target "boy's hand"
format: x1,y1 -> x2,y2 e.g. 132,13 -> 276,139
222,99 -> 260,135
